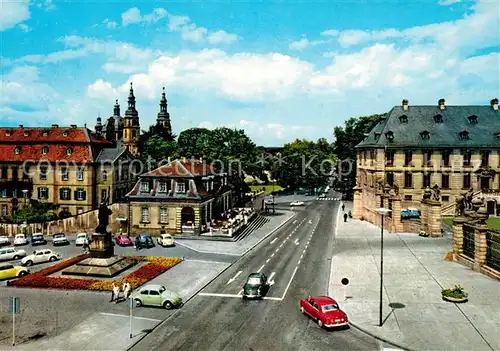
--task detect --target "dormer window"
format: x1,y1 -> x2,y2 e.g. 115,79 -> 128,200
467,115 -> 478,124
24,131 -> 30,137
385,131 -> 394,141
420,130 -> 430,140
42,129 -> 49,136
458,130 -> 470,140
176,181 -> 186,193
41,146 -> 49,154
15,147 -> 21,155
5,130 -> 12,136
66,148 -> 73,155
62,131 -> 68,137
159,182 -> 168,193
374,132 -> 381,140
433,114 -> 443,123
399,115 -> 408,123
140,181 -> 149,193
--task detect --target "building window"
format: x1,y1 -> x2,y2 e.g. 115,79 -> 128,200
159,182 -> 168,193
101,189 -> 107,202
442,150 -> 450,166
419,130 -> 430,140
61,167 -> 69,181
463,174 -> 471,189
159,207 -> 168,223
1,204 -> 7,216
442,196 -> 450,202
140,181 -> 149,192
442,174 -> 450,189
40,166 -> 47,180
1,167 -> 7,179
423,150 -> 432,165
60,188 -> 71,200
12,189 -> 17,198
463,150 -> 472,166
399,115 -> 408,123
102,171 -> 108,181
41,146 -> 48,154
77,208 -> 84,215
433,114 -> 443,123
481,151 -> 490,167
66,148 -> 73,155
404,151 -> 413,166
423,173 -> 431,188
385,151 -> 395,166
141,207 -> 150,222
1,189 -> 6,198
38,187 -> 49,200
75,189 -> 86,201
76,168 -> 84,181
15,147 -> 21,155
63,131 -> 68,137
404,195 -> 412,201
404,172 -> 412,188
386,172 -> 394,186
11,168 -> 18,180
176,182 -> 186,193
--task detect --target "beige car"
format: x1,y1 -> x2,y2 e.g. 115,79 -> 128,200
157,234 -> 175,247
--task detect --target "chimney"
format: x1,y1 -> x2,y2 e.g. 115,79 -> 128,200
438,98 -> 446,110
51,124 -> 59,128
70,124 -> 77,129
18,124 -> 23,128
491,98 -> 499,111
402,99 -> 409,111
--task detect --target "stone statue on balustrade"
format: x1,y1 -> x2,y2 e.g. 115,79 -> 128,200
431,184 -> 441,201
455,195 -> 465,216
422,186 -> 432,200
464,188 -> 474,210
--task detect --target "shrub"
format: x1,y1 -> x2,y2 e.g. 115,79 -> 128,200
442,285 -> 468,299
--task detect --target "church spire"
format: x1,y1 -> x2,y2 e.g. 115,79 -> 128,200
156,87 -> 172,138
159,87 -> 167,112
113,99 -> 120,117
127,82 -> 136,110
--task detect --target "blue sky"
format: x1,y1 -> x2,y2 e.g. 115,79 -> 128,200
1,0 -> 499,146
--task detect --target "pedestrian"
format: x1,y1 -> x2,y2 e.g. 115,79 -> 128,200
135,236 -> 140,251
348,210 -> 352,218
123,281 -> 131,299
341,204 -> 345,212
344,213 -> 348,222
110,283 -> 117,302
113,284 -> 121,303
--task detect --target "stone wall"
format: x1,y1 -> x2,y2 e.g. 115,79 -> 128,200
0,203 -> 128,236
402,219 -> 421,233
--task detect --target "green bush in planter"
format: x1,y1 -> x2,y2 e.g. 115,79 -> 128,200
441,285 -> 468,299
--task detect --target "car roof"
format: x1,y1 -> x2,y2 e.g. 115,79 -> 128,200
140,284 -> 164,290
161,233 -> 172,237
77,233 -> 87,236
139,233 -> 151,237
311,296 -> 338,305
248,273 -> 264,278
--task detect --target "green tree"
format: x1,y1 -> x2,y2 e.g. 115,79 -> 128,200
141,136 -> 179,170
177,128 -> 215,158
7,199 -> 59,224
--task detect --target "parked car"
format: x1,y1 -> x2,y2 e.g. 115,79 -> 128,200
300,296 -> 349,329
130,284 -> 182,309
115,234 -> 133,246
242,273 -> 269,299
0,236 -> 11,246
21,249 -> 61,266
75,233 -> 89,246
31,233 -> 47,246
13,234 -> 28,246
136,233 -> 155,249
52,233 -> 69,246
318,194 -> 326,198
0,247 -> 27,261
0,264 -> 30,280
290,201 -> 305,207
157,234 -> 175,247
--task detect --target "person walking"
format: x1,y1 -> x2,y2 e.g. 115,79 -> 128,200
113,284 -> 121,303
123,281 -> 131,299
110,283 -> 117,302
135,236 -> 140,251
341,204 -> 345,212
344,212 -> 348,222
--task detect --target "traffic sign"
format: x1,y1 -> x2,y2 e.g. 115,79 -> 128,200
341,278 -> 349,286
8,297 -> 20,314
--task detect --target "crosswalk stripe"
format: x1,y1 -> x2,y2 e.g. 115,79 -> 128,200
315,197 -> 337,201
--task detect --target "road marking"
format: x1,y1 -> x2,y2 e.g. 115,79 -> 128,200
293,220 -> 297,224
280,244 -> 283,248
297,260 -> 301,265
226,271 -> 242,285
281,266 -> 298,300
264,296 -> 282,301
294,239 -> 299,245
271,253 -> 275,257
268,272 -> 276,286
270,238 -> 278,245
198,292 -> 282,301
266,258 -> 270,263
238,289 -> 243,295
309,220 -> 312,224
300,254 -> 303,259
99,313 -> 161,322
257,264 -> 265,273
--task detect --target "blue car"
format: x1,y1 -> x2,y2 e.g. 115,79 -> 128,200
136,233 -> 155,249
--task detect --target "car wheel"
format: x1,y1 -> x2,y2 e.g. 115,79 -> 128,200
13,255 -> 20,260
49,256 -> 57,262
317,319 -> 324,328
18,271 -> 28,277
134,299 -> 142,307
25,260 -> 33,266
163,301 -> 173,310
301,307 -> 305,314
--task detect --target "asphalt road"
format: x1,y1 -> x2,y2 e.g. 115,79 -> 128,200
131,197 -> 383,351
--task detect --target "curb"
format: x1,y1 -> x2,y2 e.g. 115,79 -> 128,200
126,211 -> 297,351
348,321 -> 413,351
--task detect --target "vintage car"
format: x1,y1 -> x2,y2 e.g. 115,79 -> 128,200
52,233 -> 69,246
0,264 -> 30,280
0,247 -> 27,261
13,234 -> 28,246
21,249 -> 61,266
31,233 -> 47,246
130,284 -> 182,309
242,273 -> 269,299
290,201 -> 305,207
135,233 -> 155,249
75,233 -> 89,246
157,234 -> 175,247
115,234 -> 133,246
0,236 -> 11,246
300,296 -> 349,329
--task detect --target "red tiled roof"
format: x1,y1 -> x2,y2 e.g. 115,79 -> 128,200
0,144 -> 94,163
143,159 -> 218,177
0,127 -> 89,143
89,134 -> 113,145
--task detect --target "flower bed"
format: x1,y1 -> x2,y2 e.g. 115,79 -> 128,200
7,255 -> 182,291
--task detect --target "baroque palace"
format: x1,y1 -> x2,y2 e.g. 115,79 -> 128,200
0,83 -> 173,218
353,98 -> 500,224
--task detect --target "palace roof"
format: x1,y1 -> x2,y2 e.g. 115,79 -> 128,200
142,159 -> 219,178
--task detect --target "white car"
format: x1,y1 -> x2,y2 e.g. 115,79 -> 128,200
75,233 -> 89,246
290,201 -> 305,207
319,194 -> 326,198
21,249 -> 61,266
0,247 -> 27,261
0,236 -> 11,246
52,233 -> 69,246
13,234 -> 28,246
157,234 -> 175,247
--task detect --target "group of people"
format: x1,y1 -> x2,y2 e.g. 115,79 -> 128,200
110,281 -> 131,303
342,204 -> 352,222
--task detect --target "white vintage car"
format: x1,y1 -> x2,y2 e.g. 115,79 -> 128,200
290,201 -> 305,207
0,236 -> 11,246
0,247 -> 27,261
158,234 -> 175,247
13,234 -> 28,246
21,249 -> 61,266
75,233 -> 89,246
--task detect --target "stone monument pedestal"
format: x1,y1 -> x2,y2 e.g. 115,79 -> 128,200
89,233 -> 114,258
62,256 -> 136,277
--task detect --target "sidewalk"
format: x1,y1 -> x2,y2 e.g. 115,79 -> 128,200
330,203 -> 500,351
175,210 -> 296,256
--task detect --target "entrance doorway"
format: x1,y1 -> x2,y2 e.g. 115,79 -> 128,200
486,200 -> 495,215
480,177 -> 490,189
181,207 -> 195,226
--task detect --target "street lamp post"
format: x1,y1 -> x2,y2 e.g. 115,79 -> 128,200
375,207 -> 391,327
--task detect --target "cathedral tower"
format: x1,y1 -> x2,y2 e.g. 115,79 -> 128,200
156,87 -> 172,137
122,82 -> 140,155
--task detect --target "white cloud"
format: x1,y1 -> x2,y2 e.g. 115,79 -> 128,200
121,8 -> 142,26
87,79 -> 117,100
320,29 -> 340,37
207,30 -> 239,44
0,1 -> 30,31
103,19 -> 118,29
36,0 -> 55,11
289,37 -> 310,50
18,23 -> 31,32
438,0 -> 462,5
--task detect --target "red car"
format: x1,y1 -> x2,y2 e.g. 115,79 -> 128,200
300,296 -> 349,328
115,234 -> 133,246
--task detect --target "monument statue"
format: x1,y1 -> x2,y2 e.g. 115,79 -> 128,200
464,188 -> 474,210
455,195 -> 465,216
423,186 -> 432,200
96,201 -> 112,234
431,184 -> 441,201
90,191 -> 114,258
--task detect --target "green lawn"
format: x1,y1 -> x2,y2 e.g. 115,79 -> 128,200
249,184 -> 284,195
442,217 -> 500,230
